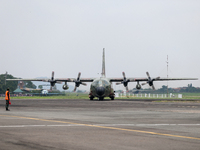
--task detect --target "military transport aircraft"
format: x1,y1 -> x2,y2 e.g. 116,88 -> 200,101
7,48 -> 198,100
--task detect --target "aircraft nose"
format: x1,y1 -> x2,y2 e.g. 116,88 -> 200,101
96,87 -> 105,96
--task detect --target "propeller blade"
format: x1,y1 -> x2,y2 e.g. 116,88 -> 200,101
50,86 -> 53,91
141,83 -> 147,86
51,71 -> 54,80
146,72 -> 150,78
77,72 -> 81,80
56,81 -> 63,84
155,76 -> 160,80
122,72 -> 126,78
126,86 -> 129,92
73,86 -> 77,92
116,82 -> 121,85
81,82 -> 87,86
152,85 -> 155,90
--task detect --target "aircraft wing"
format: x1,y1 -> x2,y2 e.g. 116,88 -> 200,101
53,78 -> 94,82
79,78 -> 95,82
6,78 -> 95,82
52,78 -> 94,82
110,77 -> 198,82
109,78 -> 148,82
6,76 -> 95,92
6,78 -> 50,82
7,76 -> 198,83
145,78 -> 198,81
6,78 -> 76,82
110,76 -> 197,91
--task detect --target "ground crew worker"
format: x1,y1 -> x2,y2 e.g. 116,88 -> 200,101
5,88 -> 10,111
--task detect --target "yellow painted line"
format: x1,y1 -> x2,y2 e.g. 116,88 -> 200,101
1,115 -> 200,141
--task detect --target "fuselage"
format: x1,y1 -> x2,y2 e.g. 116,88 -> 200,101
89,77 -> 114,100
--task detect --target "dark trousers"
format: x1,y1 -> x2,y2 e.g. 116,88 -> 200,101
6,100 -> 9,110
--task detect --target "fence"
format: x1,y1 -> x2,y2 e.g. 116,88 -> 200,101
115,93 -> 182,98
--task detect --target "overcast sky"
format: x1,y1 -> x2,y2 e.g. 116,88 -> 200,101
0,0 -> 200,90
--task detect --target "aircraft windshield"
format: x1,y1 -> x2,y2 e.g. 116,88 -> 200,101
102,80 -> 109,86
92,80 -> 109,87
99,80 -> 102,85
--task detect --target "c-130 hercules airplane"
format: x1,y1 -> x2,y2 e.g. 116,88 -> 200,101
7,48 -> 198,100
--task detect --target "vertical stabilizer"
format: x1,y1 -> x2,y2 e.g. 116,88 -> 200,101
101,48 -> 106,77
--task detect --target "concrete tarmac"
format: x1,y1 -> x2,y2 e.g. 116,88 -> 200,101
0,99 -> 200,150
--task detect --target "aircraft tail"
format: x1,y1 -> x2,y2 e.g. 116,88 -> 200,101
101,48 -> 106,77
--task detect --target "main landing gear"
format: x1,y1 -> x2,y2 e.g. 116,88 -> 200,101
89,96 -> 94,100
110,96 -> 114,100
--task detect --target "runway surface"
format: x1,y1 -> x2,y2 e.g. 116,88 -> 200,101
0,99 -> 200,150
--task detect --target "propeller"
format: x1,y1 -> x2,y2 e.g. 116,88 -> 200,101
116,72 -> 130,91
141,72 -> 160,90
49,71 -> 56,91
47,71 -> 62,91
73,72 -> 87,92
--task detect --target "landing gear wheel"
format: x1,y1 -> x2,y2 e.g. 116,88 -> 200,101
99,97 -> 104,101
110,97 -> 114,100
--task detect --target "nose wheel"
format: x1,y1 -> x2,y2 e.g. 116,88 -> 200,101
98,97 -> 104,100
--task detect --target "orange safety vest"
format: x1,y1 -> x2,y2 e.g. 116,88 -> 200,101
5,91 -> 10,100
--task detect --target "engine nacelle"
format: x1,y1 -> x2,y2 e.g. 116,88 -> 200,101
136,83 -> 141,89
62,84 -> 69,90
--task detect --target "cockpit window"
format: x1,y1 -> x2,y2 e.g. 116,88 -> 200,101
93,80 -> 99,86
99,80 -> 102,85
92,79 -> 109,87
100,80 -> 109,86
102,80 -> 109,86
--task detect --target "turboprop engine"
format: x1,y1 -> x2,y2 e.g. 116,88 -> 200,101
62,84 -> 69,90
136,82 -> 141,89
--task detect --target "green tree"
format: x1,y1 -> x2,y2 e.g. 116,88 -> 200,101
0,73 -> 18,94
38,85 -> 43,89
157,85 -> 167,93
25,81 -> 36,89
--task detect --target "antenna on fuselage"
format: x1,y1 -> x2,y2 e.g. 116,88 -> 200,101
101,48 -> 106,77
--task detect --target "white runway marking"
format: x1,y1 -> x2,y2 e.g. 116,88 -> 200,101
0,124 -> 200,128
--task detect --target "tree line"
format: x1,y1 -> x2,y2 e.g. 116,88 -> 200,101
0,73 -> 36,94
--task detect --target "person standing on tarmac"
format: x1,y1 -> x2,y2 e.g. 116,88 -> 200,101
5,88 -> 10,111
